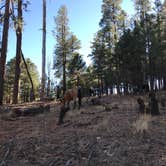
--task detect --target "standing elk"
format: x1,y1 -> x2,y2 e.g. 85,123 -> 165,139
57,86 -> 82,125
62,88 -> 77,109
62,86 -> 82,109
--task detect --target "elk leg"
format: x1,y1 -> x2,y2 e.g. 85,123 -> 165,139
57,105 -> 69,125
73,100 -> 76,109
67,101 -> 70,110
78,96 -> 81,109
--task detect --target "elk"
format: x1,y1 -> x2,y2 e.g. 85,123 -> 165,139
62,86 -> 82,109
57,86 -> 82,125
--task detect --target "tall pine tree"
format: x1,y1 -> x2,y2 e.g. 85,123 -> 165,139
0,0 -> 10,105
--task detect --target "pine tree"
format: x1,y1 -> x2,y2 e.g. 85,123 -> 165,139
132,0 -> 152,86
0,0 -> 10,105
11,0 -> 32,103
4,57 -> 39,103
53,5 -> 70,95
160,0 -> 166,88
53,6 -> 82,94
115,25 -> 145,93
67,34 -> 85,86
12,0 -> 23,104
90,30 -> 107,93
100,0 -> 122,48
98,0 -> 124,93
132,0 -> 151,21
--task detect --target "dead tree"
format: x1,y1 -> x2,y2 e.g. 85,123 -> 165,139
41,0 -> 46,100
21,50 -> 35,101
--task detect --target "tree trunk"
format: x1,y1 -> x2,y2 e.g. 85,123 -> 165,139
12,0 -> 22,104
63,58 -> 66,96
47,76 -> 50,98
163,77 -> 166,90
0,0 -> 10,105
123,82 -> 128,95
21,50 -> 35,101
41,0 -> 46,100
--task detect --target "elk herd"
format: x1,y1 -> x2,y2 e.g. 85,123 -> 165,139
57,86 -> 162,125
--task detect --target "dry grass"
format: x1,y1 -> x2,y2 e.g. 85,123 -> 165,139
0,95 -> 165,166
133,114 -> 152,133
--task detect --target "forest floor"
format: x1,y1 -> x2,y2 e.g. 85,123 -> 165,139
0,95 -> 166,166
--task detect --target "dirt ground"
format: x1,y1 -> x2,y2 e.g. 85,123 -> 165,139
0,95 -> 166,166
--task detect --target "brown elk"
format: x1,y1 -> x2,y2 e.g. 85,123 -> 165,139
57,87 -> 81,125
62,87 -> 79,109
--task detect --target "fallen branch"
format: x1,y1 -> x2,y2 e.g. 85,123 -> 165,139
65,158 -> 74,166
0,140 -> 13,166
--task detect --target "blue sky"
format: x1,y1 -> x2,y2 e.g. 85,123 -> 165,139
6,0 -> 135,77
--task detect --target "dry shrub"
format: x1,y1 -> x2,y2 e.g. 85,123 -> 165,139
133,114 -> 152,133
67,108 -> 81,117
92,117 -> 111,134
